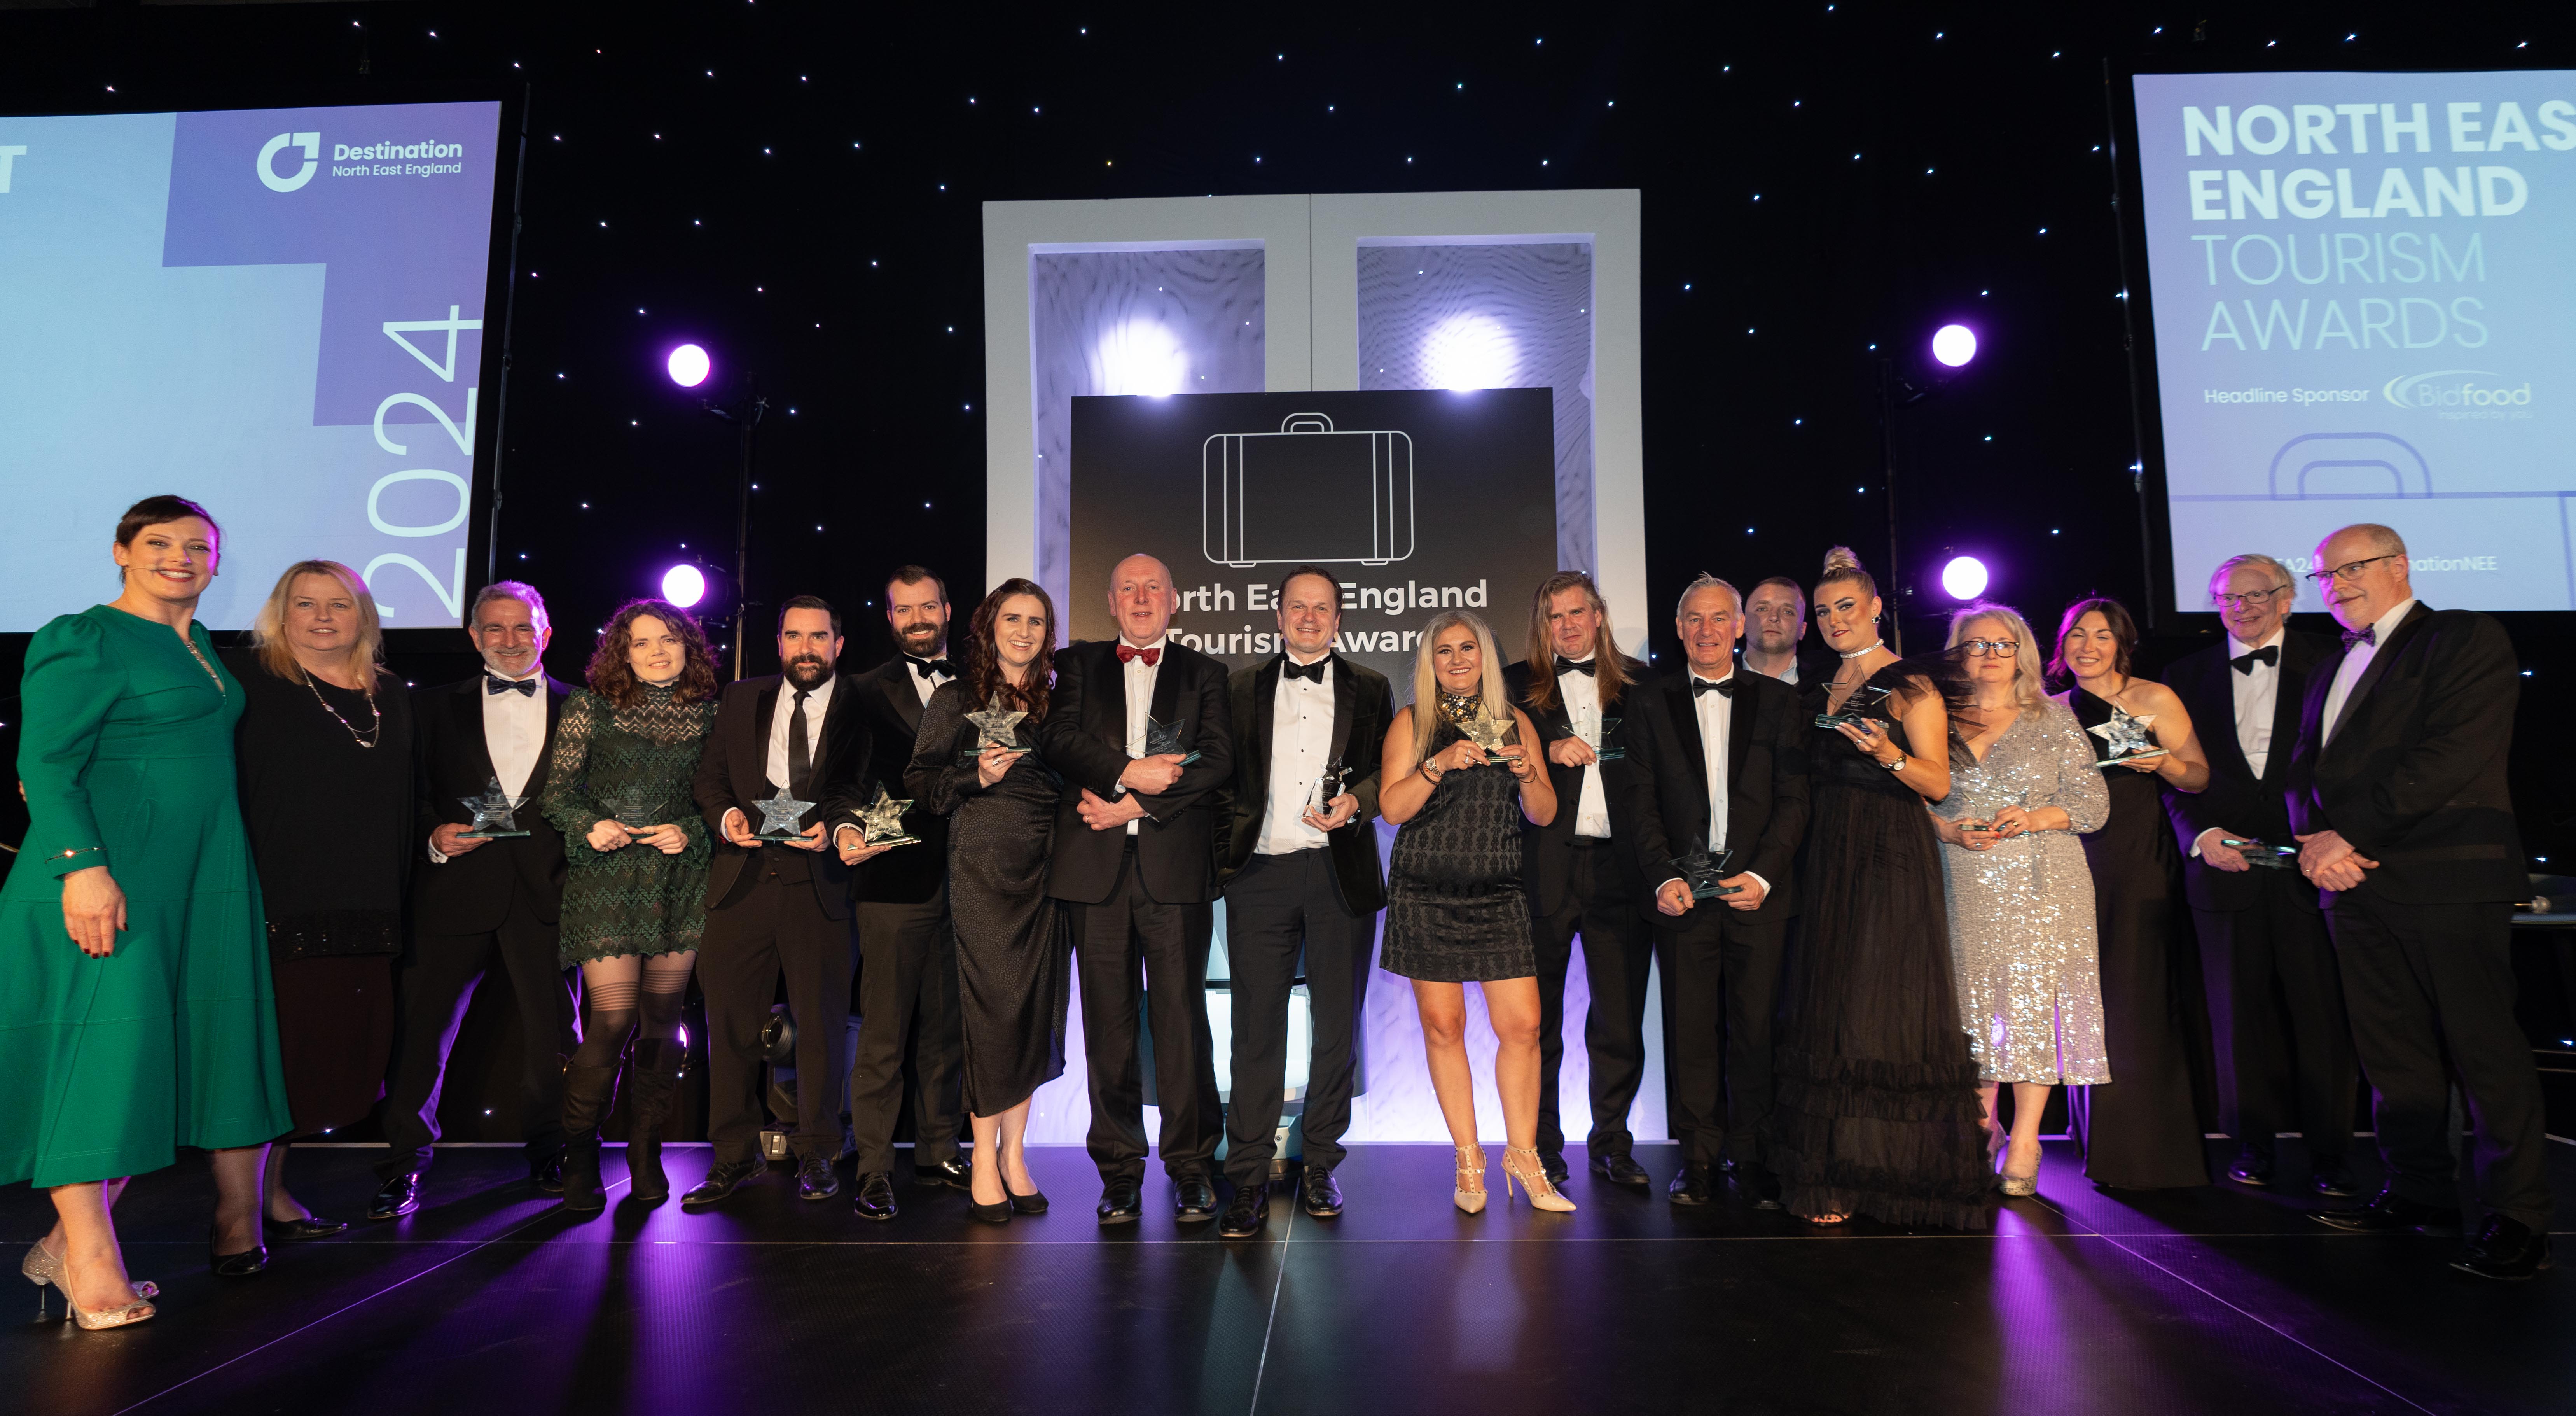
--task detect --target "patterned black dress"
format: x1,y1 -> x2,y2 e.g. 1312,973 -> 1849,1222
1381,700 -> 1534,984
538,683 -> 718,966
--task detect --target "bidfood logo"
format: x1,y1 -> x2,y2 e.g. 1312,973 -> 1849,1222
2382,369 -> 2533,410
257,131 -> 320,192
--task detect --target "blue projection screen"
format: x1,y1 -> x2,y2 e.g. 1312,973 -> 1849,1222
2132,70 -> 2576,611
0,101 -> 504,630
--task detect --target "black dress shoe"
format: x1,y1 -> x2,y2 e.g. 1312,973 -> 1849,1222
1668,1164 -> 1716,1206
208,1227 -> 268,1279
1299,1166 -> 1344,1218
1097,1180 -> 1144,1225
851,1171 -> 898,1222
2225,1151 -> 2274,1188
969,1195 -> 1012,1225
1539,1151 -> 1570,1187
2311,1189 -> 2459,1234
529,1153 -> 566,1195
2310,1161 -> 2362,1199
368,1173 -> 423,1222
262,1213 -> 348,1241
1722,1157 -> 1784,1209
1174,1173 -> 1219,1222
1591,1152 -> 1651,1189
1219,1183 -> 1271,1237
2451,1215 -> 2555,1281
680,1157 -> 767,1211
918,1155 -> 974,1190
797,1154 -> 841,1202
1007,1184 -> 1049,1216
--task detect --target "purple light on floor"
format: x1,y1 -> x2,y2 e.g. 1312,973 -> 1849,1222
1931,323 -> 1977,368
1941,555 -> 1989,600
666,343 -> 711,387
662,564 -> 707,607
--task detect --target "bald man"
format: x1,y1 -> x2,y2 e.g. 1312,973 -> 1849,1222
1041,554 -> 1236,1225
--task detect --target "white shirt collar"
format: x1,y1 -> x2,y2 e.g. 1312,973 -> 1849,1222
486,663 -> 544,682
1286,647 -> 1331,667
2226,627 -> 2286,658
1122,634 -> 1170,656
1557,651 -> 1596,667
2372,598 -> 2417,637
1690,667 -> 1735,686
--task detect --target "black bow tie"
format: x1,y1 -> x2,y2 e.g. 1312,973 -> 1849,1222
486,674 -> 537,697
1554,655 -> 1596,677
2230,644 -> 2278,676
1282,657 -> 1327,684
904,655 -> 952,680
1692,676 -> 1734,698
2340,625 -> 2376,650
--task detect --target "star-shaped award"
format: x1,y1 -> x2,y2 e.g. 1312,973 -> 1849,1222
1813,684 -> 1892,730
1143,714 -> 1201,766
854,784 -> 919,847
458,776 -> 530,839
751,787 -> 814,840
959,692 -> 1029,765
2088,707 -> 2168,767
2219,836 -> 2300,870
1674,846 -> 1742,899
1458,700 -> 1513,763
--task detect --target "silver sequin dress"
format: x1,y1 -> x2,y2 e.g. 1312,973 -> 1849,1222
1931,698 -> 2111,1085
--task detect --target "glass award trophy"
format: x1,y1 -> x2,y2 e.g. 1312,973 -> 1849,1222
1570,704 -> 1625,761
1458,701 -> 1515,765
853,784 -> 920,849
2087,707 -> 2169,769
750,786 -> 814,841
2218,837 -> 2301,870
1143,714 -> 1201,766
1673,846 -> 1742,899
1305,756 -> 1351,823
457,776 -> 531,840
959,692 -> 1029,767
1814,684 -> 1892,730
599,784 -> 671,830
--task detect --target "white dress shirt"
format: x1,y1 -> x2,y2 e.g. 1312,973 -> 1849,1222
900,650 -> 950,708
2227,628 -> 2285,779
764,672 -> 837,791
1555,654 -> 1612,839
2321,598 -> 2415,746
430,665 -> 550,864
1655,669 -> 1770,898
1257,653 -> 1335,855
1117,635 -> 1169,835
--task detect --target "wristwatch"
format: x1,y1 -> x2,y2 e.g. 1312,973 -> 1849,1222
1879,753 -> 1908,772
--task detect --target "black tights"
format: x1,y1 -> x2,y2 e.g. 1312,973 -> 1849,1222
571,950 -> 697,1067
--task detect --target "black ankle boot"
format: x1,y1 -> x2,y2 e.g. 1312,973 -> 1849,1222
559,1062 -> 622,1213
625,1040 -> 685,1202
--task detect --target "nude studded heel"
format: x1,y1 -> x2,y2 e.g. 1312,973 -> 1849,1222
1453,1145 -> 1489,1215
1503,1146 -> 1577,1213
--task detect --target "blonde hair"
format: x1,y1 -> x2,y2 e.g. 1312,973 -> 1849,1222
1945,602 -> 2047,711
1818,545 -> 1877,601
1410,609 -> 1511,761
248,560 -> 384,684
1521,571 -> 1630,712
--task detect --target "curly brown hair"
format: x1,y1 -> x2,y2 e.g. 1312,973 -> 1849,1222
963,578 -> 1056,724
588,598 -> 719,709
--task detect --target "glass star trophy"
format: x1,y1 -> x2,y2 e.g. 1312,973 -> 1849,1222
2219,836 -> 2300,870
750,786 -> 815,841
1143,714 -> 1201,766
959,691 -> 1029,767
1814,684 -> 1892,731
1673,845 -> 1742,900
457,776 -> 530,840
599,784 -> 671,830
1570,704 -> 1625,762
853,784 -> 920,849
1458,700 -> 1515,765
2088,707 -> 2169,769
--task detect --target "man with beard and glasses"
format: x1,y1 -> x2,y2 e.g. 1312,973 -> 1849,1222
833,567 -> 970,1220
685,597 -> 890,1209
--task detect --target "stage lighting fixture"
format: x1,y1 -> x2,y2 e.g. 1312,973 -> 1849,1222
1940,555 -> 1989,600
1094,318 -> 1188,397
662,563 -> 708,608
1930,324 -> 1977,368
667,343 -> 712,387
1422,313 -> 1518,391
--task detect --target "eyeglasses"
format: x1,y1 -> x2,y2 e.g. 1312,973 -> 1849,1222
2304,553 -> 2404,586
1957,639 -> 2019,658
2210,586 -> 2291,610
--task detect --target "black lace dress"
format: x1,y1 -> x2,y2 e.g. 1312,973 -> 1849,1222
538,683 -> 719,965
1381,700 -> 1534,983
1770,657 -> 1992,1229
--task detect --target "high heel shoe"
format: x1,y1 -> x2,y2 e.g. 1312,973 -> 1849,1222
1999,1136 -> 2041,1197
1501,1146 -> 1577,1213
1453,1144 -> 1489,1215
23,1239 -> 158,1306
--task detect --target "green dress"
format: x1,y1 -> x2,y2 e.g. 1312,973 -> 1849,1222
539,684 -> 718,965
0,605 -> 293,1187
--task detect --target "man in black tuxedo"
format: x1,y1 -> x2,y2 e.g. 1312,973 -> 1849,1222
1609,575 -> 1807,1208
2161,552 -> 2356,1197
1215,565 -> 1393,1236
1503,571 -> 1655,1189
2288,524 -> 2551,1279
832,565 -> 968,1221
1040,553 -> 1234,1225
1738,576 -> 1839,688
683,597 -> 884,1210
373,582 -> 581,1220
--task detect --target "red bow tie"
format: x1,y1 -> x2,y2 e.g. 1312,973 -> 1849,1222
1117,644 -> 1161,667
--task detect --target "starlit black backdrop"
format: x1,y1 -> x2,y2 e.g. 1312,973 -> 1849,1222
2,2 -> 2571,858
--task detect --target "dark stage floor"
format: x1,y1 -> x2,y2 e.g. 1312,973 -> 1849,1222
6,1137 -> 2571,1416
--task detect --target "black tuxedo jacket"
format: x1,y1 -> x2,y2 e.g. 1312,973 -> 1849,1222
1039,638 -> 1234,906
2161,628 -> 2334,913
2284,603 -> 2526,904
692,673 -> 870,919
1218,653 -> 1393,913
409,672 -> 575,934
1608,669 -> 1809,923
842,656 -> 949,905
1503,654 -> 1653,913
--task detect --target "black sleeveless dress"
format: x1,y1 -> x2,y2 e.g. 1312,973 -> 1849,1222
1381,709 -> 1535,984
1769,657 -> 1991,1229
2065,688 -> 2212,1189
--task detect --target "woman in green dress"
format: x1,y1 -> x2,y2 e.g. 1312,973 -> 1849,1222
2,495 -> 293,1330
538,598 -> 720,1210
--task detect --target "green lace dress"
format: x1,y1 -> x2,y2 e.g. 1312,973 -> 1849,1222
538,684 -> 719,965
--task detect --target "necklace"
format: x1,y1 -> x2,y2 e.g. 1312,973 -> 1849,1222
174,626 -> 225,696
304,669 -> 381,749
1837,640 -> 1886,659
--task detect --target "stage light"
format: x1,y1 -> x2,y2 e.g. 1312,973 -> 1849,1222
1931,324 -> 1977,368
1093,318 -> 1188,396
1423,313 -> 1517,391
666,343 -> 711,387
1941,555 -> 1989,600
662,564 -> 707,608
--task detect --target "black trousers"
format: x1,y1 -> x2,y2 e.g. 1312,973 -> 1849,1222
1655,904 -> 1788,1167
846,896 -> 965,1174
1530,836 -> 1656,1155
700,860 -> 855,1164
1072,841 -> 1220,1184
2195,872 -> 2354,1166
1222,848 -> 1374,1188
378,889 -> 577,1178
2325,891 -> 2552,1230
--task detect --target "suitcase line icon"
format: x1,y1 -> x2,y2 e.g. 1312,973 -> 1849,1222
1204,412 -> 1416,568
